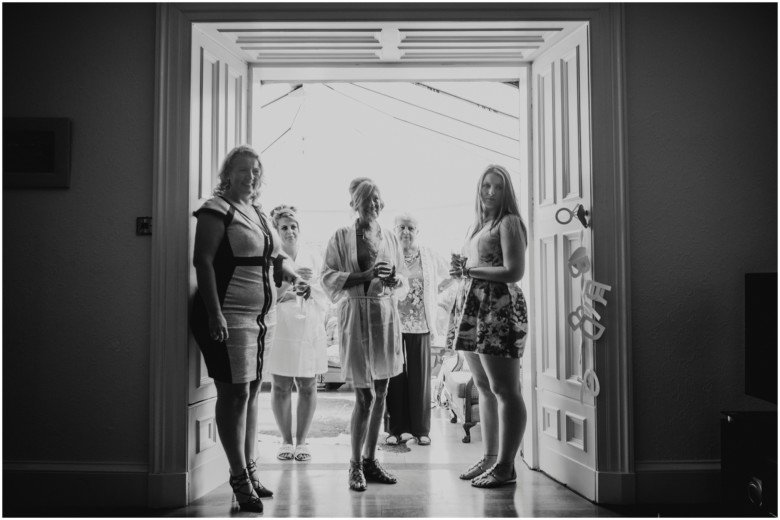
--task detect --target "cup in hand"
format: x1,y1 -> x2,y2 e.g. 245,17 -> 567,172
294,281 -> 308,319
379,264 -> 396,296
450,252 -> 467,277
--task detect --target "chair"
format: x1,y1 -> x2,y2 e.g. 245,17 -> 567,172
435,351 -> 480,443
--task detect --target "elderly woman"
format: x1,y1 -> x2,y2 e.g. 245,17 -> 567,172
191,145 -> 310,512
266,205 -> 329,463
321,177 -> 407,492
384,213 -> 452,446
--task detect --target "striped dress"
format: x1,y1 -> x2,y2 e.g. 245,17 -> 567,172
191,196 -> 277,384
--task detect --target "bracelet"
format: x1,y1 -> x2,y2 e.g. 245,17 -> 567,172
464,267 -> 472,278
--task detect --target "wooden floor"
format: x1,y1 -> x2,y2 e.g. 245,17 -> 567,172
7,387 -> 735,518
162,388 -> 620,518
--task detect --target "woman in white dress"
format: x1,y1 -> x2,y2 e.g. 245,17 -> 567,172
321,177 -> 407,491
266,205 -> 329,462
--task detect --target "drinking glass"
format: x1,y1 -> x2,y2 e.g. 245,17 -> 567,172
378,262 -> 395,297
294,281 -> 308,319
450,251 -> 467,277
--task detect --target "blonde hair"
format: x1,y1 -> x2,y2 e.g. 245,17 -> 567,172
348,177 -> 384,214
213,145 -> 263,203
471,164 -> 527,239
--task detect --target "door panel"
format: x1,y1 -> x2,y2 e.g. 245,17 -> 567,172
188,25 -> 249,501
531,24 -> 596,500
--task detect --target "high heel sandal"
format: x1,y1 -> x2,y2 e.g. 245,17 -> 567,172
229,470 -> 263,512
348,460 -> 367,492
470,462 -> 517,488
246,459 -> 274,498
459,455 -> 497,480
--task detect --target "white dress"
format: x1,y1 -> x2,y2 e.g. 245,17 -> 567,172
321,224 -> 408,388
266,242 -> 328,378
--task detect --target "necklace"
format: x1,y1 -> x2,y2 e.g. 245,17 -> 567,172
403,249 -> 420,269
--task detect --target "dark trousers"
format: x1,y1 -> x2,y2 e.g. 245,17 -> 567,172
385,333 -> 431,437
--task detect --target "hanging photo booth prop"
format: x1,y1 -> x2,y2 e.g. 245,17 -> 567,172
563,236 -> 612,401
555,204 -> 590,228
568,246 -> 591,277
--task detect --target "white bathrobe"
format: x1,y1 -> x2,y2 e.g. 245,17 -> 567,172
266,241 -> 329,378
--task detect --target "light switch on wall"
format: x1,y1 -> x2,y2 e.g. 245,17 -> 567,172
136,217 -> 152,235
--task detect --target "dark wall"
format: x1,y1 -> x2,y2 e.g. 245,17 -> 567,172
625,3 -> 778,461
1,1 -> 776,485
3,3 -> 156,464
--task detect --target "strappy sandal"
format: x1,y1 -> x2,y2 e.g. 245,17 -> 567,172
246,459 -> 274,498
277,443 -> 295,460
385,434 -> 399,445
459,456 -> 496,480
362,457 -> 397,484
229,470 -> 263,512
471,463 -> 517,488
348,460 -> 367,492
294,444 -> 311,462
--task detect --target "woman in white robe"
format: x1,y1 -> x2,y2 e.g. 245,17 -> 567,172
321,177 -> 407,492
266,205 -> 329,462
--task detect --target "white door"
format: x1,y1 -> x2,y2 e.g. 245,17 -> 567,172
187,25 -> 249,500
530,24 -> 597,500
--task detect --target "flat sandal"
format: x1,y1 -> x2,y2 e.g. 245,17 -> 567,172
471,463 -> 517,489
459,456 -> 495,480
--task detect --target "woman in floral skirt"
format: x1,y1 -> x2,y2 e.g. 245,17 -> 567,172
446,164 -> 529,488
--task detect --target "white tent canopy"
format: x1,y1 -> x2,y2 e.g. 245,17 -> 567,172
254,81 -> 521,256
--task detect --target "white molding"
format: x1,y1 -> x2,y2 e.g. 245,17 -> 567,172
150,3 -> 193,508
589,4 -> 634,495
255,64 -> 526,83
153,2 -> 633,506
4,462 -> 151,509
148,472 -> 189,509
634,460 -> 721,504
518,63 -> 538,470
597,470 -> 636,504
3,461 -> 147,473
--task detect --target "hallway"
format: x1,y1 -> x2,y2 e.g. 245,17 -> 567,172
165,389 -> 618,517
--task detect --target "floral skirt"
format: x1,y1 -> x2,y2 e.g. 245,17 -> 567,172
445,279 -> 528,359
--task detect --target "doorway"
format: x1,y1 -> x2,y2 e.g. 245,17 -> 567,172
151,4 -> 632,507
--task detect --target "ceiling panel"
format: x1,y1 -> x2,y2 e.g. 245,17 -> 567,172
197,21 -> 585,65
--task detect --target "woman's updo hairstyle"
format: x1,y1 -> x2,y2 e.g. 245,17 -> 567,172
270,204 -> 299,231
348,177 -> 384,213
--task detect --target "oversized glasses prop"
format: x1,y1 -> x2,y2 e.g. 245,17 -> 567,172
568,246 -> 591,278
562,238 -> 613,402
556,204 -> 590,228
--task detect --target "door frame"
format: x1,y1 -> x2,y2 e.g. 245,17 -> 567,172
150,2 -> 632,507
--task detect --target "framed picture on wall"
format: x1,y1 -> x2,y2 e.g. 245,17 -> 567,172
3,117 -> 72,188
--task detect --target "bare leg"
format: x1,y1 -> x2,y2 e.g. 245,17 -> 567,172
363,378 -> 389,460
476,355 -> 525,481
214,380 -> 251,476
351,387 -> 374,463
294,376 -> 318,445
271,375 -> 295,445
244,379 -> 263,463
463,352 -> 498,466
